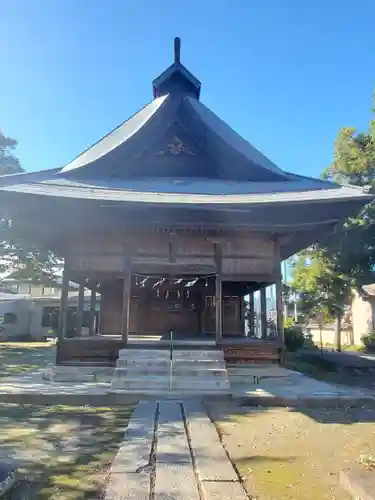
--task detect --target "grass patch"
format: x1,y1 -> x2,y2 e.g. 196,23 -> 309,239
359,454 -> 375,470
284,351 -> 375,389
0,403 -> 132,499
211,404 -> 375,500
343,344 -> 365,352
0,342 -> 56,378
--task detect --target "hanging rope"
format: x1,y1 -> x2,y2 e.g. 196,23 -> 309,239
133,272 -> 216,284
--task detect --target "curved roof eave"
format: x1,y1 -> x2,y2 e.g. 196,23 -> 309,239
59,94 -> 170,174
0,177 -> 370,206
184,96 -> 287,178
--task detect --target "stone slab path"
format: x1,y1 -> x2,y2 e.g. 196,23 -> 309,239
1,367 -> 375,408
105,400 -> 249,500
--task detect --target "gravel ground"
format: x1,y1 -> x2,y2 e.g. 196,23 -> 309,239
209,402 -> 375,500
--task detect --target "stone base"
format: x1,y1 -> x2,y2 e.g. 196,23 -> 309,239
111,348 -> 230,394
227,363 -> 296,386
340,466 -> 375,500
42,365 -> 114,383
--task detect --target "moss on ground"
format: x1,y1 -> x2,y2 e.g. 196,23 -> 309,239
210,404 -> 375,500
0,342 -> 56,378
0,403 -> 132,499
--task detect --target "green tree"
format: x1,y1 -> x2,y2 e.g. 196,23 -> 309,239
321,98 -> 375,287
291,250 -> 352,351
0,129 -> 58,280
0,130 -> 23,175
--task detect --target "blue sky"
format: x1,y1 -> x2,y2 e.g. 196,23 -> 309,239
1,0 -> 374,176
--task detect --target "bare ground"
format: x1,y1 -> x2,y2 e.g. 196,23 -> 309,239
209,402 -> 375,500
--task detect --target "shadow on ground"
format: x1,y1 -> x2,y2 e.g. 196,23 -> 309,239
0,404 -> 132,499
0,343 -> 56,378
207,401 -> 375,500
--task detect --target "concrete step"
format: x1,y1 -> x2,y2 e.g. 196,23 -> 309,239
112,348 -> 229,394
116,358 -> 225,369
116,358 -> 170,368
173,359 -> 226,369
172,380 -> 230,390
113,368 -> 169,377
172,350 -> 224,361
110,388 -> 230,395
113,367 -> 228,377
118,349 -> 170,359
111,377 -> 229,391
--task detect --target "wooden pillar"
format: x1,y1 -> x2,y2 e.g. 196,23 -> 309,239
260,287 -> 268,340
76,280 -> 85,337
239,296 -> 245,335
214,243 -> 223,342
57,260 -> 70,341
196,291 -> 203,336
121,267 -> 132,343
248,292 -> 255,337
215,276 -> 223,341
89,283 -> 97,336
275,275 -> 285,361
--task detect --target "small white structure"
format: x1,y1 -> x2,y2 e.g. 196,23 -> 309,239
0,292 -> 35,340
30,293 -> 96,340
0,290 -> 98,341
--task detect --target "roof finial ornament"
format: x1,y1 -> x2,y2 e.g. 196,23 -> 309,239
174,37 -> 181,64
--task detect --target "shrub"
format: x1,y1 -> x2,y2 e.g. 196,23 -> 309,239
361,330 -> 375,352
284,317 -> 295,329
284,325 -> 305,352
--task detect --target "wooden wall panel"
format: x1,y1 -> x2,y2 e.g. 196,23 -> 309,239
222,237 -> 274,257
222,343 -> 281,364
70,235 -> 124,255
131,262 -> 216,275
222,257 -> 274,276
71,255 -> 124,272
100,287 -> 122,334
174,256 -> 215,267
174,238 -> 214,256
135,235 -> 169,255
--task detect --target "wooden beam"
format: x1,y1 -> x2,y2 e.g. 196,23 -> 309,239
76,280 -> 85,337
57,259 -> 70,341
214,243 -> 223,341
260,287 -> 267,340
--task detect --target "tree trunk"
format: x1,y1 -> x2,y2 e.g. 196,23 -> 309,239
335,311 -> 342,352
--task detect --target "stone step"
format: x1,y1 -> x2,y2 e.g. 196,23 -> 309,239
116,358 -> 226,370
112,348 -> 229,394
172,350 -> 224,360
173,359 -> 226,370
110,388 -> 230,395
111,378 -> 230,393
118,348 -> 223,358
113,367 -> 228,377
111,373 -> 230,383
118,349 -> 170,359
116,358 -> 170,368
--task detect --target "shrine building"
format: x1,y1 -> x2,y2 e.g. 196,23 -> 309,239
0,38 -> 371,367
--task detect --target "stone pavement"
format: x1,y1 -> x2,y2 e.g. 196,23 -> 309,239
105,400 -> 249,500
0,365 -> 375,407
228,365 -> 375,407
